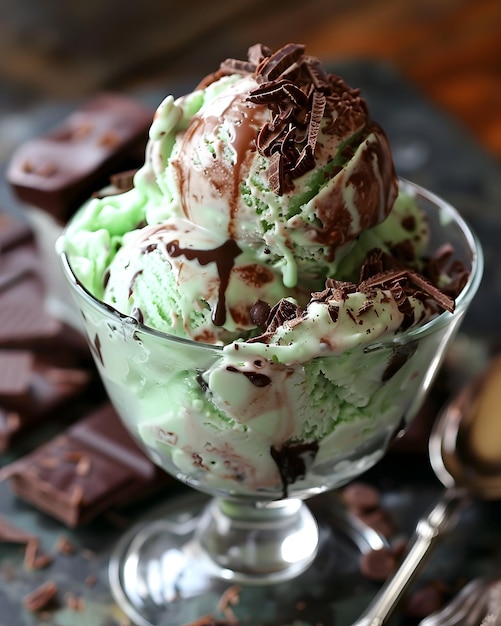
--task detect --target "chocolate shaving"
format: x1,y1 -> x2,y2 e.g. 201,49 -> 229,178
256,43 -> 306,81
202,43 -> 372,195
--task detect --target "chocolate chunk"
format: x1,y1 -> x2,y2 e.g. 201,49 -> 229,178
249,299 -> 271,329
6,93 -> 153,222
3,403 -> 170,526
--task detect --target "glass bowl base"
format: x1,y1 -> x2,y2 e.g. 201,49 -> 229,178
109,490 -> 387,626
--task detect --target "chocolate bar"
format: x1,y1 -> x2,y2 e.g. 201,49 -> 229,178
6,93 -> 153,222
0,352 -> 93,452
0,211 -> 32,252
3,403 -> 170,526
0,210 -> 95,450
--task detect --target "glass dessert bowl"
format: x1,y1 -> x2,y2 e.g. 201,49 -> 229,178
59,180 -> 482,625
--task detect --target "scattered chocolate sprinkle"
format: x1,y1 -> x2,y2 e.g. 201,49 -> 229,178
213,43 -> 368,195
22,581 -> 58,612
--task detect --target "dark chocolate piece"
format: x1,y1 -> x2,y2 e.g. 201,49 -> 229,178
6,93 -> 153,222
3,403 -> 170,526
0,350 -> 92,452
0,270 -> 61,349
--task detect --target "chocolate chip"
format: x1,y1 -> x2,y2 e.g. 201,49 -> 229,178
249,299 -> 271,329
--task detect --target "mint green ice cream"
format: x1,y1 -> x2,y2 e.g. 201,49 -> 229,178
61,44 -> 473,497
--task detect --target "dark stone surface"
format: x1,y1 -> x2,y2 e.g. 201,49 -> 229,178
0,59 -> 499,625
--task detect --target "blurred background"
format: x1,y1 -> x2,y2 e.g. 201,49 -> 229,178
1,0 -> 500,162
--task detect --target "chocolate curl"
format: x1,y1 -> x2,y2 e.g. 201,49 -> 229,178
256,43 -> 306,81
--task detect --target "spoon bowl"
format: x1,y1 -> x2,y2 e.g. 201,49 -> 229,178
353,354 -> 501,626
431,355 -> 501,499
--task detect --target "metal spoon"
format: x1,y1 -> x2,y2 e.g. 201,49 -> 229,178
352,355 -> 501,626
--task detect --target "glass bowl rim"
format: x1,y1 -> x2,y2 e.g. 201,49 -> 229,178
59,178 -> 484,353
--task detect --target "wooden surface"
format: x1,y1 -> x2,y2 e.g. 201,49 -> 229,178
1,0 -> 500,160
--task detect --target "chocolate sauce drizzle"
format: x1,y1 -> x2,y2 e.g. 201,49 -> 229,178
213,43 -> 369,194
167,238 -> 241,327
271,441 -> 319,498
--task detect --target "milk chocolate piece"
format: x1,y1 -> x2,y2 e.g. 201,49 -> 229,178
0,210 -> 33,252
4,403 -> 170,526
6,93 -> 153,222
0,264 -> 61,349
0,353 -> 92,451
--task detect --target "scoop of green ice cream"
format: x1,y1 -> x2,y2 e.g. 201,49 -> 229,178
63,43 -> 400,343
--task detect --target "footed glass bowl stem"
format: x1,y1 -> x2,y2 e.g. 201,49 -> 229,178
196,496 -> 319,581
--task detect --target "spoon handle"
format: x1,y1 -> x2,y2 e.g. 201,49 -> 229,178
352,488 -> 468,626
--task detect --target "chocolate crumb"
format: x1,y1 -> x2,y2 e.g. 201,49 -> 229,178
358,507 -> 397,539
359,547 -> 398,581
23,581 -> 58,612
24,540 -> 53,569
0,515 -> 37,544
66,593 -> 85,611
54,536 -> 76,554
340,482 -> 380,513
403,581 -> 447,617
217,584 -> 241,624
